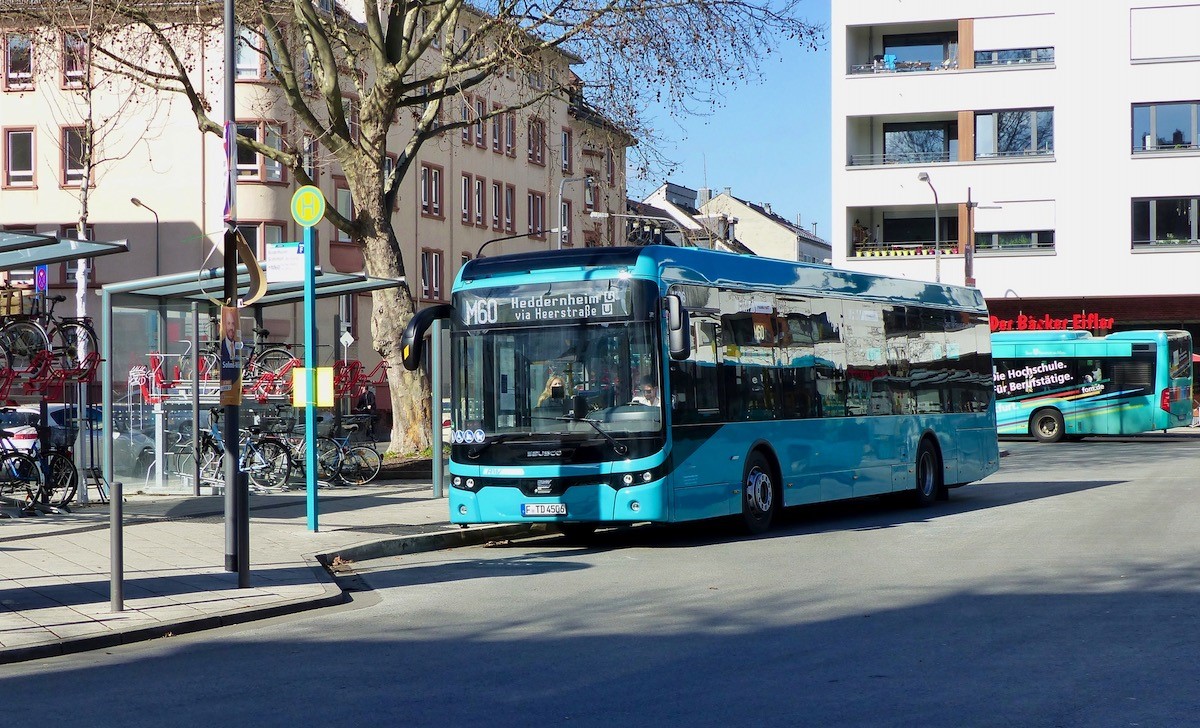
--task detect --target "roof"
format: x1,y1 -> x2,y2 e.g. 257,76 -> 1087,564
101,263 -> 404,306
0,231 -> 128,271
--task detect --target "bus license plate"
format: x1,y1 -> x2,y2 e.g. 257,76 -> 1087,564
522,503 -> 567,516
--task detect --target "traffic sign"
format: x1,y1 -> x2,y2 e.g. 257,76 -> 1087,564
340,330 -> 355,349
291,185 -> 325,228
265,241 -> 305,282
34,265 -> 48,293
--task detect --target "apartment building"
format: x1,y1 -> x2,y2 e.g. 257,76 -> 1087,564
832,2 -> 1200,339
0,13 -> 630,368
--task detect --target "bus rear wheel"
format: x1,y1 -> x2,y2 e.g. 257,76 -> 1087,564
912,439 -> 942,507
1031,409 -> 1065,443
740,451 -> 778,535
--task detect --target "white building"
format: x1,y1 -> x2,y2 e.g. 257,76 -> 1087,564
832,1 -> 1200,337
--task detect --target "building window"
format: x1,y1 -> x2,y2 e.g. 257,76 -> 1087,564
474,176 -> 486,227
606,147 -> 615,185
5,129 -> 34,187
505,112 -> 516,156
5,35 -> 33,90
420,248 -> 444,301
883,31 -> 958,70
335,183 -> 353,242
491,181 -> 502,230
561,199 -> 572,246
461,97 -> 471,144
527,118 -> 545,165
62,31 -> 86,88
584,169 -> 597,211
301,134 -> 318,181
975,108 -> 1053,158
235,25 -> 262,80
345,96 -> 360,142
881,121 -> 958,164
504,184 -> 516,232
474,97 -> 486,148
460,251 -> 471,269
236,221 -> 286,258
561,128 -> 573,173
1133,101 -> 1199,152
61,126 -> 86,186
420,163 -> 443,217
492,104 -> 503,153
1132,197 -> 1200,247
461,172 -> 472,224
339,294 -> 357,338
235,121 -> 285,182
527,191 -> 546,238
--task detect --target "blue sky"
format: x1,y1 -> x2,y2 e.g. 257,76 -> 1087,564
627,0 -> 832,239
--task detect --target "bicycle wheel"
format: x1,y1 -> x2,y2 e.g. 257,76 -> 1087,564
245,438 -> 291,489
315,436 -> 341,480
44,451 -> 79,506
198,445 -> 224,484
250,346 -> 294,378
52,321 -> 98,370
338,446 -> 382,486
0,452 -> 43,508
0,320 -> 50,372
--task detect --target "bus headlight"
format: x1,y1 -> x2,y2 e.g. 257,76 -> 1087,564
622,474 -> 634,485
465,478 -> 475,489
453,476 -> 462,487
642,471 -> 653,482
458,505 -> 468,515
630,501 -> 641,512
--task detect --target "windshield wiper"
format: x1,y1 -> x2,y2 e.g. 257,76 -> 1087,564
571,416 -> 629,456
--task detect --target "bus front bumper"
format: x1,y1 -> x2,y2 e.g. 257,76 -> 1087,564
448,479 -> 666,524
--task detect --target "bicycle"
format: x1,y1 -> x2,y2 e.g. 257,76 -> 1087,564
176,317 -> 296,382
264,406 -> 341,483
325,421 -> 382,486
186,408 -> 293,490
0,428 -> 44,510
0,292 -> 97,372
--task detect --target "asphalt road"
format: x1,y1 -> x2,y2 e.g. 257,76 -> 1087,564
5,436 -> 1200,727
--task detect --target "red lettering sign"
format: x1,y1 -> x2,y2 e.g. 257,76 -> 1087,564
989,313 -> 1115,333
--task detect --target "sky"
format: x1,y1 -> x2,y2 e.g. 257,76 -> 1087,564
626,0 -> 832,240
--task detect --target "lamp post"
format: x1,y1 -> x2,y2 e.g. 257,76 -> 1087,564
965,187 -> 977,287
557,175 -> 592,250
130,198 -> 160,277
917,171 -> 940,282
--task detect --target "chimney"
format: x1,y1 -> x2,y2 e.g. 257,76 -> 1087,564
763,203 -> 772,216
723,187 -> 732,196
698,187 -> 712,206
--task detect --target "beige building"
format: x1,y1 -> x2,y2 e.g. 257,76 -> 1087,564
0,16 -> 632,395
698,189 -> 831,263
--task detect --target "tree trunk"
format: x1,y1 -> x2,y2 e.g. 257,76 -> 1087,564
351,168 -> 432,455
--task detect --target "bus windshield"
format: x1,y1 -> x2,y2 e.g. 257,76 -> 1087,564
450,320 -> 664,461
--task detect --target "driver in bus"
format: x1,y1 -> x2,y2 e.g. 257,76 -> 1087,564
632,376 -> 661,406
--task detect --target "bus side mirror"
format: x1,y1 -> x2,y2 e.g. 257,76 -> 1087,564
400,304 -> 454,371
665,294 -> 691,361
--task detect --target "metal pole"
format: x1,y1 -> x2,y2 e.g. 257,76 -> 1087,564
110,480 -> 123,612
965,187 -> 977,287
431,318 -> 444,498
223,0 -> 242,575
100,290 -> 113,492
191,302 -> 200,496
304,224 -> 319,532
932,189 -> 940,283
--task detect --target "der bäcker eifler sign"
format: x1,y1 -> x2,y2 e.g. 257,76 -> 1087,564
457,280 -> 633,327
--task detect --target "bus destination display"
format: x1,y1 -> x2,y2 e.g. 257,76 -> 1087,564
458,281 -> 634,327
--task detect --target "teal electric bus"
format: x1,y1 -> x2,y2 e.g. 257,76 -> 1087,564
992,329 -> 1193,442
403,246 -> 999,536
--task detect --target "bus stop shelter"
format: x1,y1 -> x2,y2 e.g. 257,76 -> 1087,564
98,263 -> 404,489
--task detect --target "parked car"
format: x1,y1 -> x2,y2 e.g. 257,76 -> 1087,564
0,408 -> 41,453
14,405 -> 155,476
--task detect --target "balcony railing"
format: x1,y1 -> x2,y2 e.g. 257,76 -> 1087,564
974,48 -> 1055,66
849,58 -> 957,75
1132,237 -> 1200,250
849,150 -> 953,166
1133,140 -> 1200,153
852,241 -> 960,258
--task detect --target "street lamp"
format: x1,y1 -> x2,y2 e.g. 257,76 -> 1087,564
130,197 -> 160,277
917,171 -> 940,282
589,211 -> 691,246
557,175 -> 592,250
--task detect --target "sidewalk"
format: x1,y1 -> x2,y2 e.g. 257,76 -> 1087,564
0,479 -> 544,665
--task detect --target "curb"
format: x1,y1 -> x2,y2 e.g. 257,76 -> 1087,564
0,522 -> 546,666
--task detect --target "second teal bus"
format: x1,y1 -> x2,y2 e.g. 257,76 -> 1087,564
992,329 -> 1192,442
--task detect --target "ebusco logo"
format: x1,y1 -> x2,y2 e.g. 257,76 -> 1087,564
464,298 -> 498,325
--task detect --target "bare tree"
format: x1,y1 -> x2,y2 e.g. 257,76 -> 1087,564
6,0 -> 822,453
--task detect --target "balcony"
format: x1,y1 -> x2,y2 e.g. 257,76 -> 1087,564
845,24 -> 959,76
849,57 -> 957,75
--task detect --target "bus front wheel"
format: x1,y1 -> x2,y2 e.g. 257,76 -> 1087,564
1031,409 -> 1065,443
740,451 -> 778,534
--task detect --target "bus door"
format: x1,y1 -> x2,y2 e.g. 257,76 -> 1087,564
1074,356 -> 1114,434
